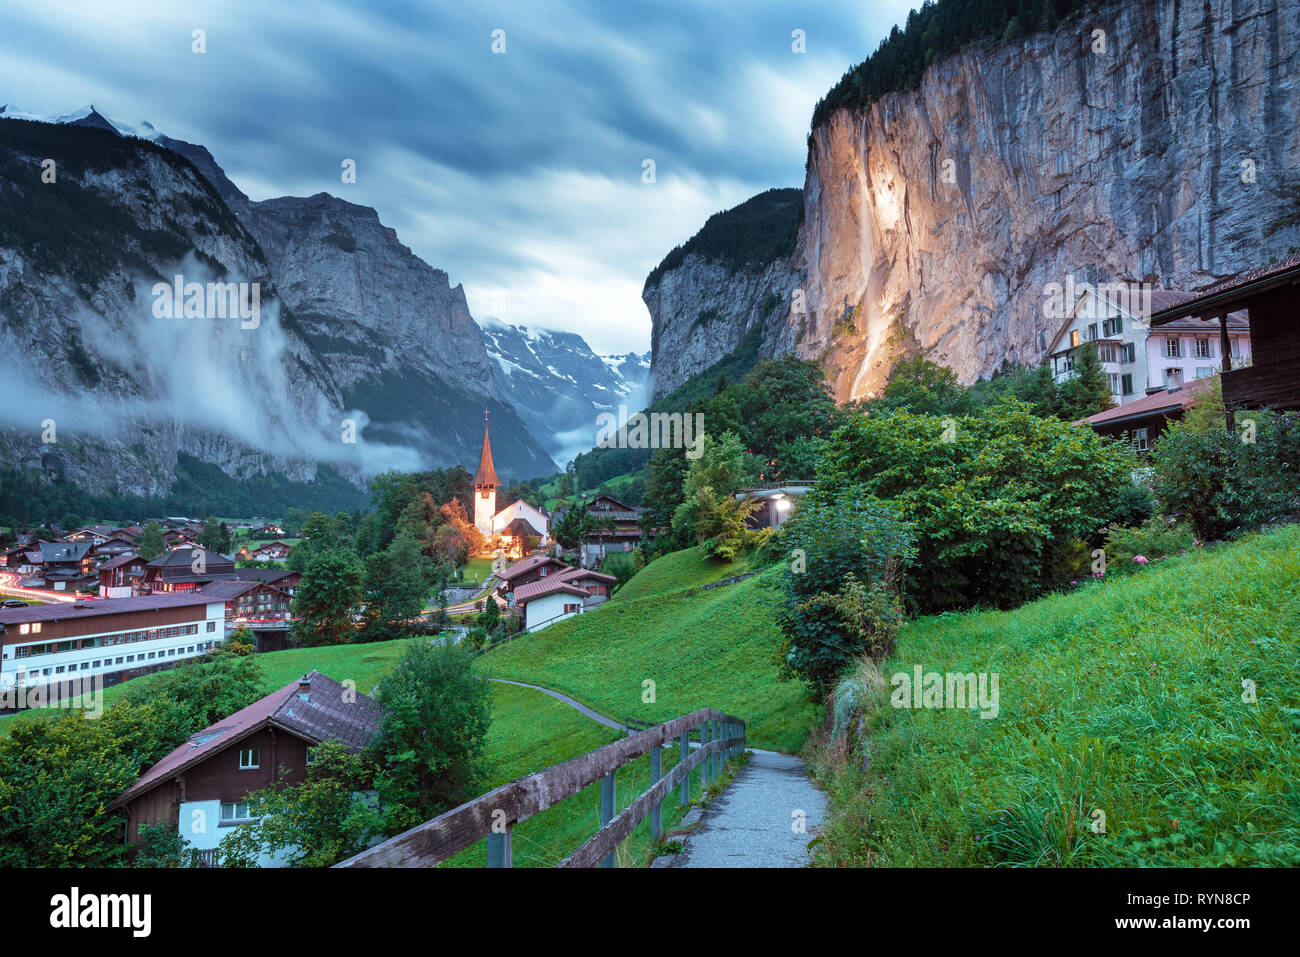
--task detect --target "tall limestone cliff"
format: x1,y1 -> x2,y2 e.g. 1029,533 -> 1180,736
649,0 -> 1300,402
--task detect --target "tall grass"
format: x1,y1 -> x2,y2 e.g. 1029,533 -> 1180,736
811,525 -> 1300,867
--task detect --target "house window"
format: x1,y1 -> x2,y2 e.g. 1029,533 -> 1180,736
1123,342 -> 1136,364
220,802 -> 253,823
1069,330 -> 1080,348
1164,368 -> 1183,388
1106,373 -> 1121,394
1098,343 -> 1119,363
1194,338 -> 1212,359
305,747 -> 317,766
207,621 -> 216,632
239,747 -> 261,769
1086,323 -> 1098,341
1121,374 -> 1134,396
563,603 -> 581,615
1196,367 -> 1214,379
1163,338 -> 1182,358
1133,428 -> 1149,452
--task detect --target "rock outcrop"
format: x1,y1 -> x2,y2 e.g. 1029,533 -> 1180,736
648,0 -> 1300,403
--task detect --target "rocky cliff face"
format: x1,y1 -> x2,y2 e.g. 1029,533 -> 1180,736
0,117 -> 353,497
0,111 -> 558,501
237,193 -> 556,478
650,0 -> 1300,403
644,253 -> 802,399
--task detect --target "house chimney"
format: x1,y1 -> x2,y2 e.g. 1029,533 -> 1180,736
298,676 -> 311,702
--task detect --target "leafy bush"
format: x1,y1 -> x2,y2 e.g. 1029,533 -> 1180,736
819,401 -> 1135,613
1152,412 -> 1300,541
772,489 -> 915,693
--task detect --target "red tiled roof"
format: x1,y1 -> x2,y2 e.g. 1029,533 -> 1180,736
98,552 -> 143,571
112,671 -> 380,808
555,566 -> 617,585
1081,377 -> 1214,427
514,578 -> 592,603
496,555 -> 566,582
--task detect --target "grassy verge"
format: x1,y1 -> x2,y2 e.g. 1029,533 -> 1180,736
811,524 -> 1300,867
477,549 -> 816,752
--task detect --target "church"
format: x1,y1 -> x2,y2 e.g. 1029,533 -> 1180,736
472,414 -> 550,556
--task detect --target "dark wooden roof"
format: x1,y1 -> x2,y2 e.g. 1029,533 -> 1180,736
1150,252 -> 1300,326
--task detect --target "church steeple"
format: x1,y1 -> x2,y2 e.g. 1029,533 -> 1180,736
474,410 -> 500,489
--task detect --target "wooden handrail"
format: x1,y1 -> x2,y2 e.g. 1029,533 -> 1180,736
335,707 -> 746,868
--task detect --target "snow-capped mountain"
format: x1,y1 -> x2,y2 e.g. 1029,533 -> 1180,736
478,318 -> 649,465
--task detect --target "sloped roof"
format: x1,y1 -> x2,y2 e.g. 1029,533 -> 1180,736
146,546 -> 234,569
1081,377 -> 1214,427
98,552 -> 144,572
38,540 -> 92,563
555,566 -> 617,585
474,421 -> 500,488
1150,251 -> 1300,326
0,592 -> 216,626
112,671 -> 380,808
513,578 -> 592,603
496,554 -> 567,583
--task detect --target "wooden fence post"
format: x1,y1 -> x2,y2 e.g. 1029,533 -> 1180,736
650,745 -> 662,842
486,821 -> 513,868
711,720 -> 720,780
679,731 -> 690,807
699,723 -> 710,789
600,772 -> 616,868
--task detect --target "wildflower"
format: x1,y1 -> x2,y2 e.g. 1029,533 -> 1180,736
1133,555 -> 1149,565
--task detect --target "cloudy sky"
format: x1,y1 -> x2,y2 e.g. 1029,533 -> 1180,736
1,0 -> 914,355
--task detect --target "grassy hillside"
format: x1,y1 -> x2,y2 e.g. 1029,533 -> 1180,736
813,524 -> 1300,867
478,548 -> 815,752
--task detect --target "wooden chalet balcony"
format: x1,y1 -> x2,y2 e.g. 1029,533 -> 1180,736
1222,361 -> 1295,410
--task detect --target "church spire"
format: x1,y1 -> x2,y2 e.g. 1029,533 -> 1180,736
473,410 -> 500,488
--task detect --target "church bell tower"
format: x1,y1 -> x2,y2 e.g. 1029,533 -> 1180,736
473,411 -> 500,536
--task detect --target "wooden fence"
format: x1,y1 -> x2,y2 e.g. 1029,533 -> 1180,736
335,707 -> 746,868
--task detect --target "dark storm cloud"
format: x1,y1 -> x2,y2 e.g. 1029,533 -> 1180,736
0,0 -> 913,352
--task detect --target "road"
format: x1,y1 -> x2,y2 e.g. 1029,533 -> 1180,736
0,571 -> 77,604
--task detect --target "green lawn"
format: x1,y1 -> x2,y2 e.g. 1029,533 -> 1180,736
459,557 -> 496,585
477,549 -> 815,752
812,523 -> 1300,867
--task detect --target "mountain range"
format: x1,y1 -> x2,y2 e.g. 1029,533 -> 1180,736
0,104 -> 647,508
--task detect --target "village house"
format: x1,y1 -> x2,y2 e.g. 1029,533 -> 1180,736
250,540 -> 293,562
1080,377 -> 1216,450
0,593 -> 225,691
249,523 -> 286,539
98,552 -> 149,599
1148,252 -> 1300,415
110,671 -> 381,867
140,547 -> 237,593
21,540 -> 97,592
493,554 -> 571,600
511,566 -> 618,632
1047,287 -> 1251,407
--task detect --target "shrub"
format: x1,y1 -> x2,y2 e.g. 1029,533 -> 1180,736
772,489 -> 915,694
818,401 -> 1135,612
1152,412 -> 1300,541
1104,517 -> 1197,574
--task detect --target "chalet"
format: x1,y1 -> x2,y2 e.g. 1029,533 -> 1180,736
1148,252 -> 1300,415
3,545 -> 41,577
250,540 -> 293,562
195,579 -> 295,630
0,593 -> 225,691
1080,377 -> 1215,450
90,532 -> 139,560
553,495 -> 644,566
511,566 -> 617,632
140,547 -> 237,594
110,671 -> 381,867
250,523 -> 286,539
1047,287 -> 1251,407
98,553 -> 149,599
61,525 -> 125,546
493,555 -> 570,599
30,540 -> 97,592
